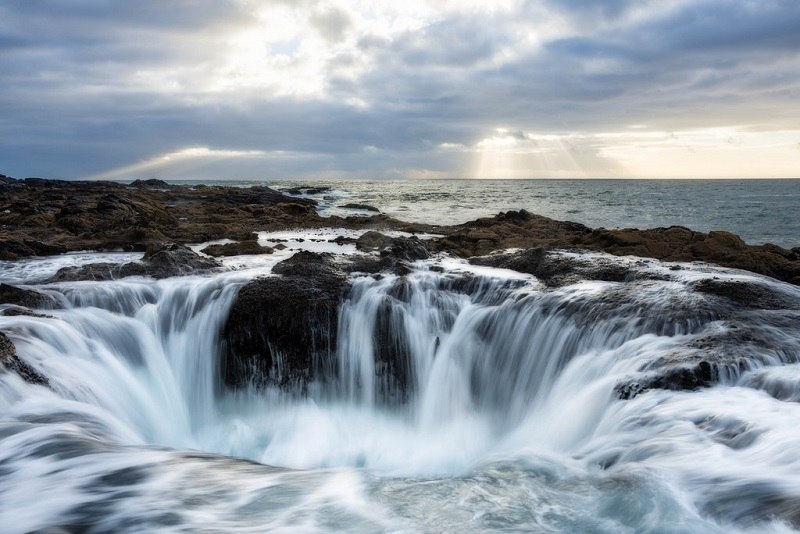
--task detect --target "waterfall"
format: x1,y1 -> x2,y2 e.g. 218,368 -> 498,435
2,276 -> 241,450
2,258 -> 800,532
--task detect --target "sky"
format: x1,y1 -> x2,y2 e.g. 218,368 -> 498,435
1,0 -> 799,181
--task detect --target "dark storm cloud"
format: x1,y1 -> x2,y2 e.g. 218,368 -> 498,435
0,1 -> 798,179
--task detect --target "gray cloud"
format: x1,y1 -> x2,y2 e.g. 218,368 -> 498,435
0,1 -> 798,180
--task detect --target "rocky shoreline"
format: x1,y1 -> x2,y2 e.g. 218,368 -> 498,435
2,174 -> 799,284
2,174 -> 800,402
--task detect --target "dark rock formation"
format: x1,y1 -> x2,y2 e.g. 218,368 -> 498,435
130,179 -> 170,188
49,243 -> 221,282
221,252 -> 349,390
283,186 -> 330,196
615,361 -> 715,400
341,203 -> 379,212
429,210 -> 591,258
425,210 -> 800,286
0,283 -> 59,309
2,173 -> 798,286
351,231 -> 430,275
141,243 -> 220,277
576,227 -> 800,286
200,240 -> 273,257
0,332 -> 49,386
615,280 -> 800,400
0,176 -> 323,255
470,247 -> 640,287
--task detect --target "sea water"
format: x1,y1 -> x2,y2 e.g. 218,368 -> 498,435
260,178 -> 800,248
1,180 -> 800,532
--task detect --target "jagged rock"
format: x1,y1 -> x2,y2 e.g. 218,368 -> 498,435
0,176 -> 321,256
691,278 -> 796,310
142,243 -> 221,276
615,284 -> 800,400
50,243 -> 221,282
577,226 -> 800,285
200,240 -> 273,257
0,284 -> 59,309
470,247 -> 643,287
0,332 -> 49,386
221,252 -> 349,390
353,231 -> 429,274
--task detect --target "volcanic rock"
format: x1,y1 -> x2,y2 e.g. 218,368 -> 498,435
470,247 -> 638,287
221,251 -> 349,390
0,284 -> 59,309
49,243 -> 221,282
200,240 -> 273,257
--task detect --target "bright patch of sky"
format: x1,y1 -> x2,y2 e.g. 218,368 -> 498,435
0,0 -> 798,179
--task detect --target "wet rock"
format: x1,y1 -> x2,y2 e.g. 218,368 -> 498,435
283,186 -> 330,196
141,243 -> 221,276
577,226 -> 800,285
341,203 -> 380,212
0,175 -> 321,257
200,240 -> 273,257
0,238 -> 67,260
49,262 -> 145,282
354,231 -> 429,274
130,179 -> 170,188
470,248 -> 639,287
0,284 -> 59,309
691,278 -> 798,311
616,361 -> 715,399
356,231 -> 429,261
0,331 -> 49,386
221,252 -> 349,390
615,302 -> 800,400
50,243 -> 221,282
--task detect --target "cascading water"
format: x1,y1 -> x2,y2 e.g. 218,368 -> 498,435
2,253 -> 800,532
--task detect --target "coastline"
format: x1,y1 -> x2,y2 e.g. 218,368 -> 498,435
2,174 -> 798,285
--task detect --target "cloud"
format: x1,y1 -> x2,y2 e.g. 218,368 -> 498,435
0,0 -> 798,179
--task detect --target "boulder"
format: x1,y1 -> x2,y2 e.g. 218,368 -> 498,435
50,243 -> 221,282
353,231 -> 429,274
221,252 -> 349,390
0,284 -> 59,309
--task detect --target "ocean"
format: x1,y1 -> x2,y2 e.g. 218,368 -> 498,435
1,179 -> 800,532
265,179 -> 799,249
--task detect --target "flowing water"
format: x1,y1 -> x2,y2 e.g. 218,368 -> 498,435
2,178 -> 800,532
